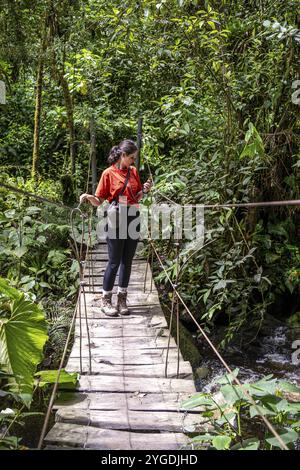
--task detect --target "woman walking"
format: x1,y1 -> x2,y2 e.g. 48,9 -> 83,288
79,139 -> 152,316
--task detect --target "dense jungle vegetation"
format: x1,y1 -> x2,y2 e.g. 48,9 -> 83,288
0,0 -> 300,450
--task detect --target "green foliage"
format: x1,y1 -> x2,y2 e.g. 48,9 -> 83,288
34,369 -> 78,389
183,371 -> 300,450
0,177 -> 78,299
0,278 -> 48,405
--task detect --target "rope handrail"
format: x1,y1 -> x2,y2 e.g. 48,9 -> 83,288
0,182 -> 73,211
1,180 -> 300,212
152,188 -> 300,209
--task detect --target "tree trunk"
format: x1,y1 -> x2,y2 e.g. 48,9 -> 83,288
90,115 -> 97,194
31,25 -> 48,179
60,74 -> 76,175
50,43 -> 76,175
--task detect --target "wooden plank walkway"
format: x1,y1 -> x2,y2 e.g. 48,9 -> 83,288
44,241 -> 206,450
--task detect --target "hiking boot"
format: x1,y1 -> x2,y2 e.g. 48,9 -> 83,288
101,293 -> 118,317
117,292 -> 129,315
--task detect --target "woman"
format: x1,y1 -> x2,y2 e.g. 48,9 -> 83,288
79,139 -> 152,317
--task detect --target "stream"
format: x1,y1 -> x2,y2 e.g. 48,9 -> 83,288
194,325 -> 300,392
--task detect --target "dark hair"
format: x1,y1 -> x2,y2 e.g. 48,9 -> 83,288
107,139 -> 138,165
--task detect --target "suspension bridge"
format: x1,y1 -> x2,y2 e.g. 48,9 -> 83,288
0,182 -> 291,450
43,238 -> 206,450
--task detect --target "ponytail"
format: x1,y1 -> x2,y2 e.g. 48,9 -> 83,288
107,146 -> 122,165
107,139 -> 138,165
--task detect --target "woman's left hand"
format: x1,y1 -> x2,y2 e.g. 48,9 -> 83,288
143,180 -> 152,194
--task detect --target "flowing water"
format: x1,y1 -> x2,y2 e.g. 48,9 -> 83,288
194,325 -> 300,392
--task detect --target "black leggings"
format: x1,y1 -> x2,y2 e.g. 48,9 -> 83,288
103,211 -> 140,291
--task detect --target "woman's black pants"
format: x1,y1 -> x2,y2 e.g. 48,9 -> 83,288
102,209 -> 140,291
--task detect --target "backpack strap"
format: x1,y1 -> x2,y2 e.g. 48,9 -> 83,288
113,167 -> 130,202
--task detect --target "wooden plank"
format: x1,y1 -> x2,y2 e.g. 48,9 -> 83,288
92,242 -> 148,250
66,375 -> 195,394
69,349 -> 182,365
76,309 -> 168,327
81,292 -> 161,308
88,256 -> 147,262
75,314 -> 168,328
82,271 -> 152,279
78,302 -> 164,315
73,324 -> 168,338
82,276 -> 153,286
91,241 -> 145,252
72,336 -> 177,350
80,281 -> 154,290
44,446 -> 77,450
53,392 -> 196,411
87,259 -> 147,265
55,408 -> 207,432
80,283 -> 153,293
79,303 -> 161,315
75,314 -> 167,327
65,360 -> 193,379
91,264 -> 152,274
76,332 -> 172,344
85,259 -> 147,267
150,315 -> 168,328
68,355 -> 182,367
73,319 -> 167,333
83,256 -> 146,264
79,287 -> 156,296
76,304 -> 163,316
53,391 -> 197,412
78,306 -> 163,318
44,423 -> 188,450
90,271 -> 152,280
89,246 -> 145,253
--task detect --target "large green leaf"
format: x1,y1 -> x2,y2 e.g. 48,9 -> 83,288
217,368 -> 239,385
248,376 -> 277,396
276,381 -> 300,394
212,435 -> 232,450
220,384 -> 250,405
249,404 -> 277,418
35,369 -> 78,389
0,284 -> 48,404
265,428 -> 299,448
182,393 -> 215,409
0,278 -> 21,301
231,438 -> 260,450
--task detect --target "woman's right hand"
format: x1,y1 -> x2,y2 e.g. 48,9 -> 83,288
79,193 -> 90,204
79,194 -> 103,207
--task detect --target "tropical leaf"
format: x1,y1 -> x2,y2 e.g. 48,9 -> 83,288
231,438 -> 260,450
276,381 -> 300,394
35,369 -> 78,389
220,384 -> 249,405
182,393 -> 215,409
0,277 -> 21,301
0,282 -> 48,404
212,435 -> 232,450
265,428 -> 299,448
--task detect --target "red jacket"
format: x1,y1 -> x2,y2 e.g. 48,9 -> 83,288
95,164 -> 143,205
